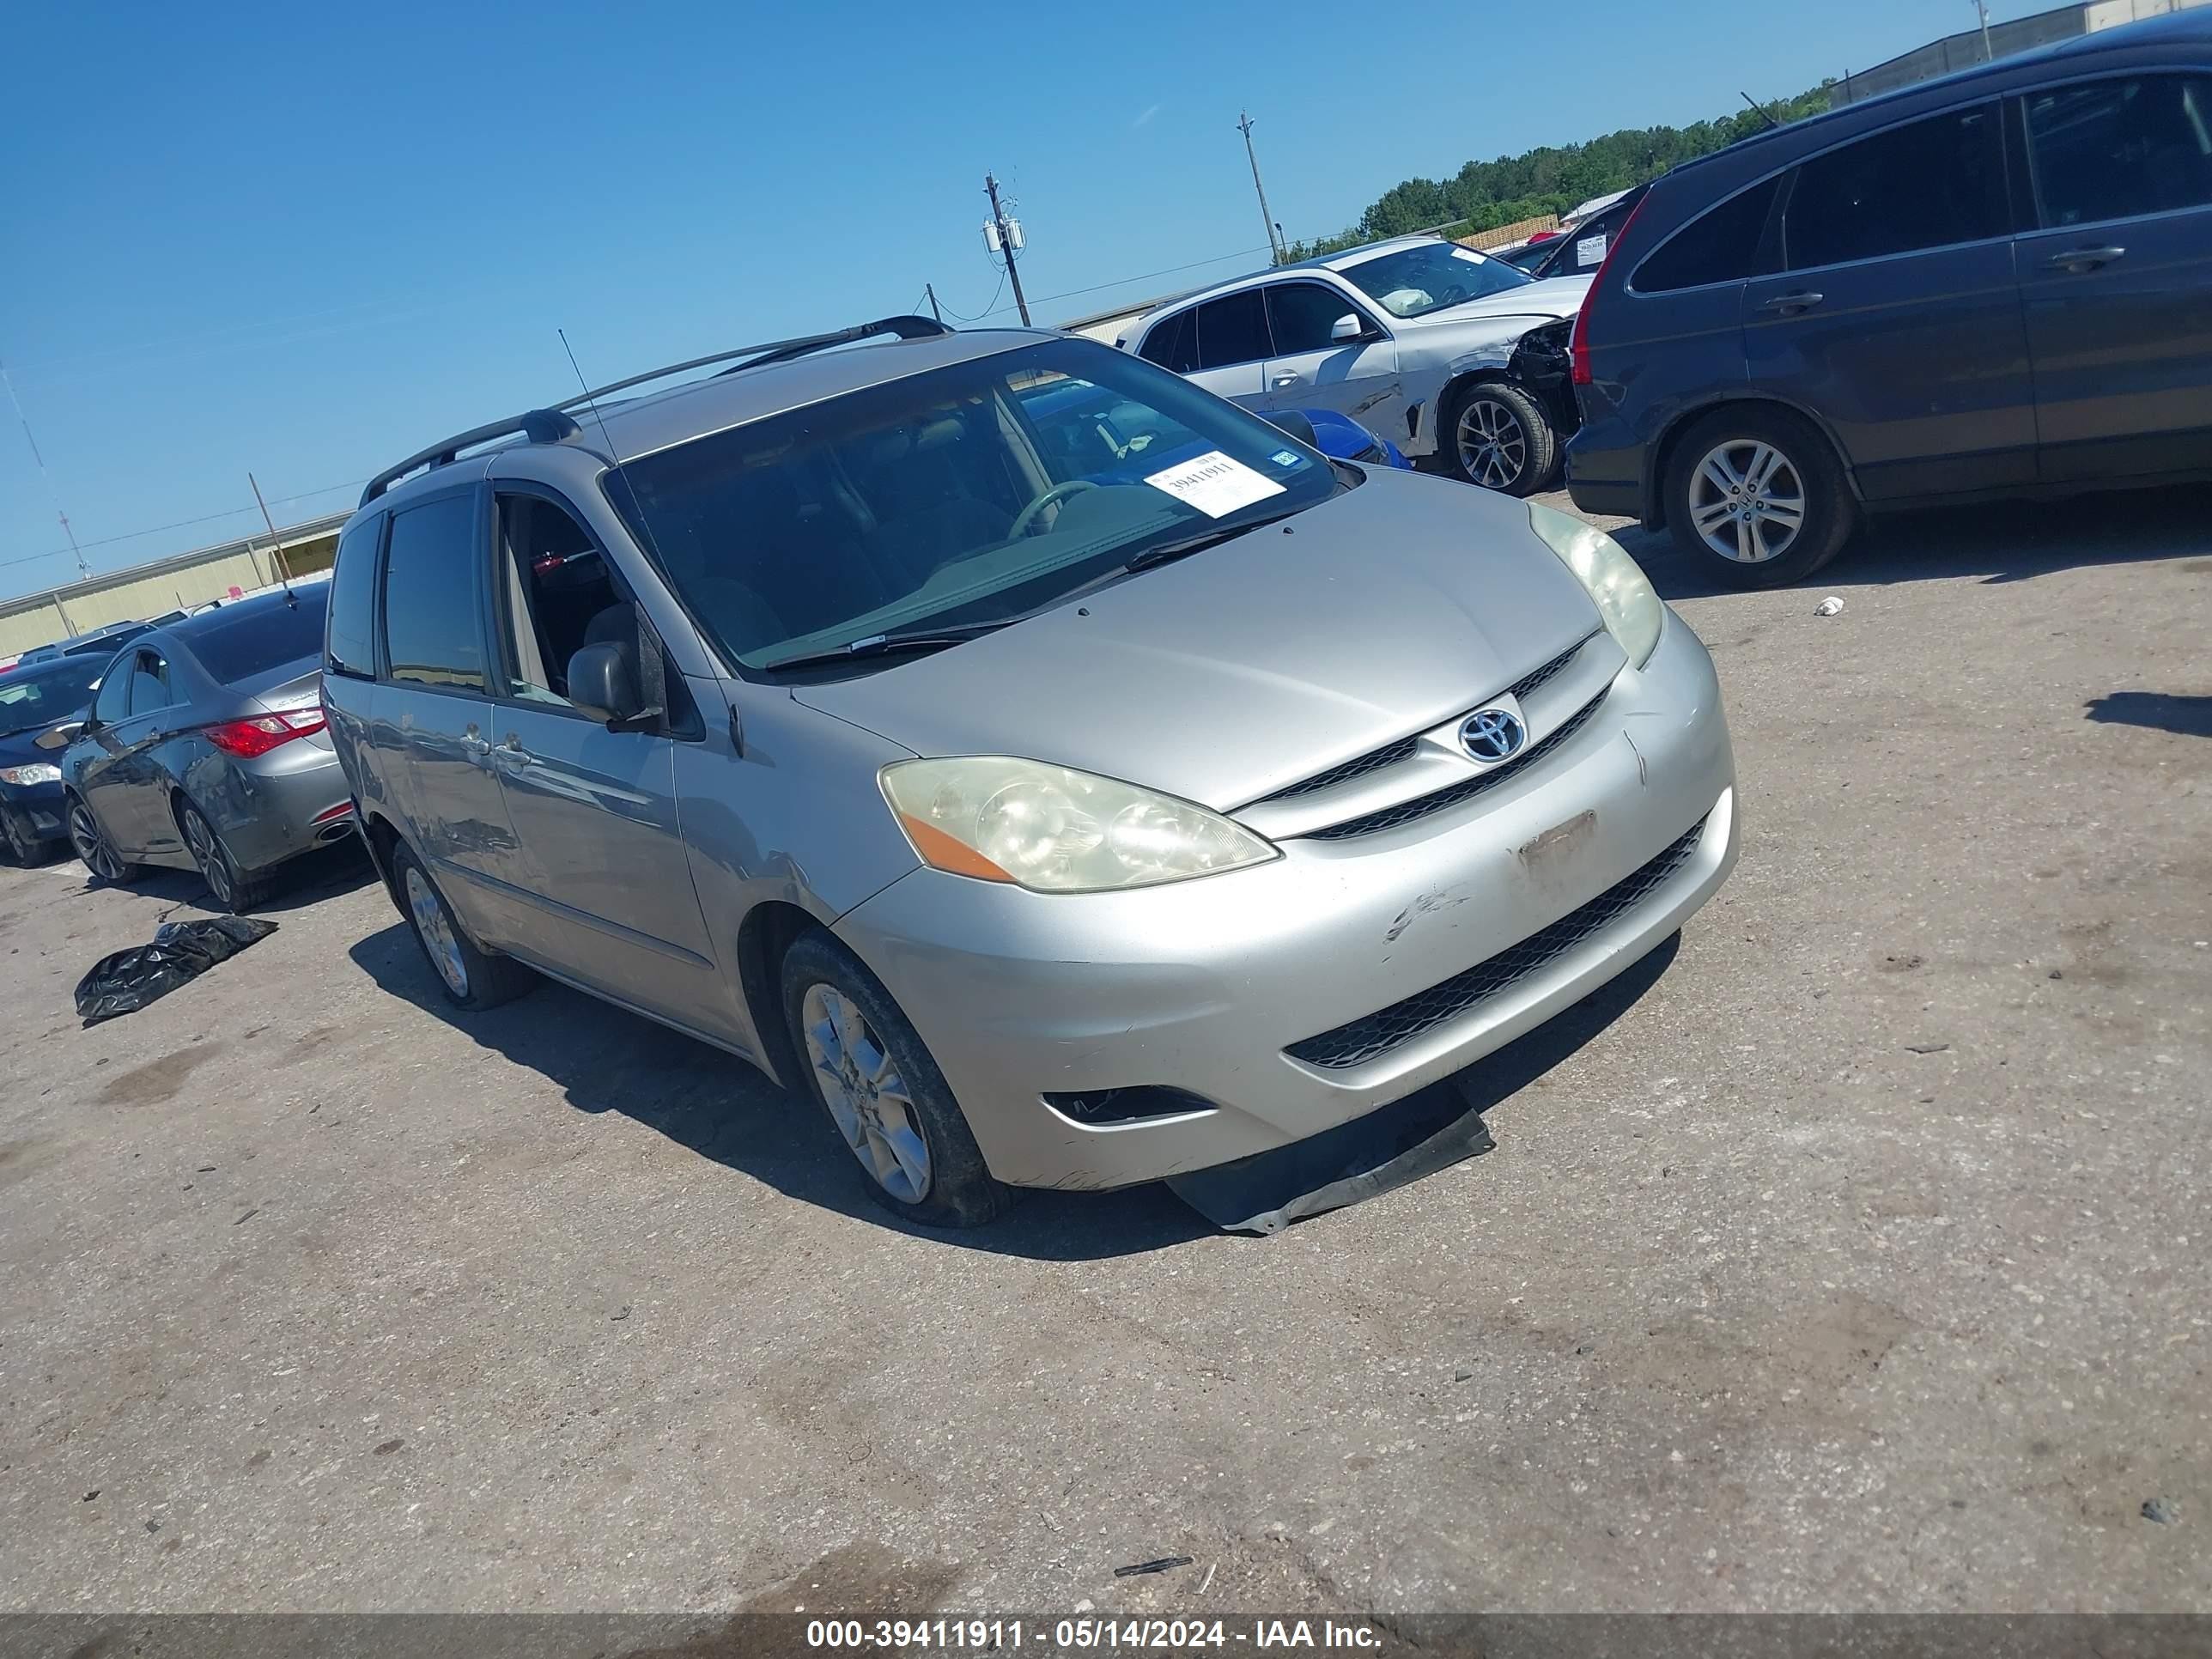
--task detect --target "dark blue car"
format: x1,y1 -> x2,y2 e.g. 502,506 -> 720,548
0,653 -> 107,864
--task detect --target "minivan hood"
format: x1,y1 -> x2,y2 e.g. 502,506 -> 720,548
1400,273 -> 1592,329
791,469 -> 1602,811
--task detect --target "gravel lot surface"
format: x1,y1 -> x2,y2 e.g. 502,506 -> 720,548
2,487 -> 2205,1619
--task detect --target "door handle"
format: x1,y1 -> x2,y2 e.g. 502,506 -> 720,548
1759,291 -> 1824,313
1270,372 -> 1302,388
459,732 -> 490,764
2046,245 -> 2124,271
492,737 -> 534,771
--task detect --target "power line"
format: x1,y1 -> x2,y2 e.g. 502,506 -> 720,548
967,244 -> 1276,322
932,269 -> 1008,323
10,477 -> 366,572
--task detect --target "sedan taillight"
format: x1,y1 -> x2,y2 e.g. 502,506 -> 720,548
204,708 -> 326,758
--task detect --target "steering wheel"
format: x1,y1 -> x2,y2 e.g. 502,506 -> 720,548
1008,478 -> 1100,538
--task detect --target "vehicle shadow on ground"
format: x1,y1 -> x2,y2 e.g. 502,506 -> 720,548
1616,483 -> 2212,603
70,839 -> 377,920
345,916 -> 1680,1258
2084,690 -> 2212,739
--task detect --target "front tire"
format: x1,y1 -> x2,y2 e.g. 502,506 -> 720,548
388,841 -> 536,1011
780,931 -> 1014,1229
65,794 -> 141,885
177,799 -> 264,915
1,806 -> 50,866
1443,380 -> 1557,495
1664,405 -> 1856,586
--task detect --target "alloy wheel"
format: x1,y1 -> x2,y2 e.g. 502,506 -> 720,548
1687,438 -> 1807,563
800,982 -> 932,1204
2,811 -> 35,864
181,808 -> 233,908
1455,398 -> 1529,489
404,866 -> 470,999
69,801 -> 122,882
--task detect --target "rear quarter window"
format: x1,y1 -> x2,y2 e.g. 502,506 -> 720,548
326,514 -> 384,679
1631,175 -> 1784,293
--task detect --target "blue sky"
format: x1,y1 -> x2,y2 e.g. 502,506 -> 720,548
3,0 -> 2037,597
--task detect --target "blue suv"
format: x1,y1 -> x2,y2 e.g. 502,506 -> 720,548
1565,10 -> 2212,586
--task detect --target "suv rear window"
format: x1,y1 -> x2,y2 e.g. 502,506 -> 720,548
188,588 -> 331,684
1632,176 -> 1783,292
1783,104 -> 2006,269
1193,291 -> 1271,370
1137,309 -> 1197,374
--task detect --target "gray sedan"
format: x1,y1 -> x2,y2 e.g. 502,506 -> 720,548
50,584 -> 355,911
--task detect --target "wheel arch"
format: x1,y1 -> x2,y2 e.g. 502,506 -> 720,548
1646,394 -> 1862,528
735,898 -> 826,1092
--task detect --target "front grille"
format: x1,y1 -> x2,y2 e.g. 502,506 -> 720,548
1507,633 -> 1593,702
1260,737 -> 1420,803
1305,691 -> 1607,841
1255,634 -> 1594,811
1285,815 -> 1709,1070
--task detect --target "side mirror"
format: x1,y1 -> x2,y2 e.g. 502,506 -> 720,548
34,720 -> 83,752
1330,313 -> 1364,343
1263,410 -> 1319,450
566,640 -> 644,727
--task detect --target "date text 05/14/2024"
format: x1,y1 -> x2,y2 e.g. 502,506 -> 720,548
805,1619 -> 1385,1650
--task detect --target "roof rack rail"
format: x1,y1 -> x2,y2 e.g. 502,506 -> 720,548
568,313 -> 950,405
360,409 -> 581,505
357,314 -> 953,507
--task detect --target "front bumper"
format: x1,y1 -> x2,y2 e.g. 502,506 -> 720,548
0,779 -> 68,843
836,612 -> 1737,1191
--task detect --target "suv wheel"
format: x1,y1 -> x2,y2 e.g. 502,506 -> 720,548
178,799 -> 264,915
66,795 -> 140,885
780,931 -> 1014,1229
389,842 -> 536,1011
1445,380 -> 1556,495
1665,406 -> 1855,586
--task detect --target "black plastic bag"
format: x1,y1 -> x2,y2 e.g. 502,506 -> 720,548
76,916 -> 278,1025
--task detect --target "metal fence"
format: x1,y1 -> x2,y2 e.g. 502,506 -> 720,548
1834,0 -> 2210,105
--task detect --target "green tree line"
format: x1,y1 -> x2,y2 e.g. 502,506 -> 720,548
1280,82 -> 1835,261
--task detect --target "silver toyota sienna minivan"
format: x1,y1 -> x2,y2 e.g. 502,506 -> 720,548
325,316 -> 1738,1226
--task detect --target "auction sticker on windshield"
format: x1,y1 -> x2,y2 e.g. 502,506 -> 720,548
1142,451 -> 1286,519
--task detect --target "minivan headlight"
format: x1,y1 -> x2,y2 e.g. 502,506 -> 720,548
881,757 -> 1279,893
0,763 -> 60,786
1527,500 -> 1665,669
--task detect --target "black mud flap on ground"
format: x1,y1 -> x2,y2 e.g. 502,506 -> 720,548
1166,1076 -> 1496,1235
75,916 -> 278,1026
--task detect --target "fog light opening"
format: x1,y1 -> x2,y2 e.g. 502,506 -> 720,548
1043,1086 -> 1217,1127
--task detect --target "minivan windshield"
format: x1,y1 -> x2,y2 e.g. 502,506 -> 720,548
600,338 -> 1339,673
1338,240 -> 1534,319
0,659 -> 104,737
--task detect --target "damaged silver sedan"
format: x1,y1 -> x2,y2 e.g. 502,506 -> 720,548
327,319 -> 1736,1231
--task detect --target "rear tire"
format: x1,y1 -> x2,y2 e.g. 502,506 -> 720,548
388,841 -> 536,1011
1443,380 -> 1558,496
65,793 -> 141,885
780,931 -> 1014,1229
177,798 -> 266,915
1664,405 -> 1855,587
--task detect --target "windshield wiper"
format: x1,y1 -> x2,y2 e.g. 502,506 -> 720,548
760,619 -> 1012,673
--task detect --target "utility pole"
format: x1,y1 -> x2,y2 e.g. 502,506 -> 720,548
1971,0 -> 1995,62
983,174 -> 1031,326
1237,112 -> 1285,264
924,283 -> 945,325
